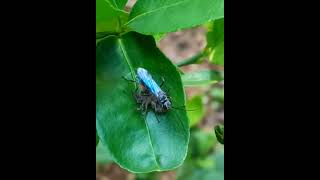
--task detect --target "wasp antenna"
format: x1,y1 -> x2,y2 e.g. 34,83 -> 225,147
172,106 -> 198,111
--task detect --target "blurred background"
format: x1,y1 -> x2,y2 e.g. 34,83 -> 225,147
96,1 -> 224,179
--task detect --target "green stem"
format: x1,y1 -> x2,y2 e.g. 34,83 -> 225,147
96,32 -> 119,39
176,52 -> 204,67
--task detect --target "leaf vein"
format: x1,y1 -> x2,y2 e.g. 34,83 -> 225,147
118,39 -> 136,83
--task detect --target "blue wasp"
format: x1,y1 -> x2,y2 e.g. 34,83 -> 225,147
136,67 -> 172,112
123,67 -> 190,121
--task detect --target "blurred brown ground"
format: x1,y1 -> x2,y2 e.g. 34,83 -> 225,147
97,1 -> 224,179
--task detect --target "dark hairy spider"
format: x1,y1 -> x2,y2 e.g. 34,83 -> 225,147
133,89 -> 169,114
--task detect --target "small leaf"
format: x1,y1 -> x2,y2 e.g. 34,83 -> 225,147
214,125 -> 224,144
186,96 -> 205,127
127,0 -> 224,35
181,70 -> 223,86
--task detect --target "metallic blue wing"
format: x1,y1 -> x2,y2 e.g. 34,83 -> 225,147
137,68 -> 162,97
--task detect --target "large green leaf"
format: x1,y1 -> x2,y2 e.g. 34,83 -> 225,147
206,18 -> 224,65
126,0 -> 224,35
96,0 -> 128,33
108,0 -> 128,10
96,32 -> 190,173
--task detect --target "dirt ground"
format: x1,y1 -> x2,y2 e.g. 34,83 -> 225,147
96,1 -> 224,179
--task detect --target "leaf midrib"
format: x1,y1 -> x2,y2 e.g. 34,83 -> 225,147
118,38 -> 136,81
118,38 -> 161,169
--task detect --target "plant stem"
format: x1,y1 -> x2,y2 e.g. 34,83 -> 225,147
96,32 -> 120,39
176,52 -> 204,67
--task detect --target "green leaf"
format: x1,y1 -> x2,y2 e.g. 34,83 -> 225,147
181,70 -> 223,86
214,124 -> 224,144
206,18 -> 224,65
96,141 -> 114,164
127,0 -> 224,35
108,0 -> 128,10
186,96 -> 205,127
96,32 -> 190,173
96,0 -> 128,33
